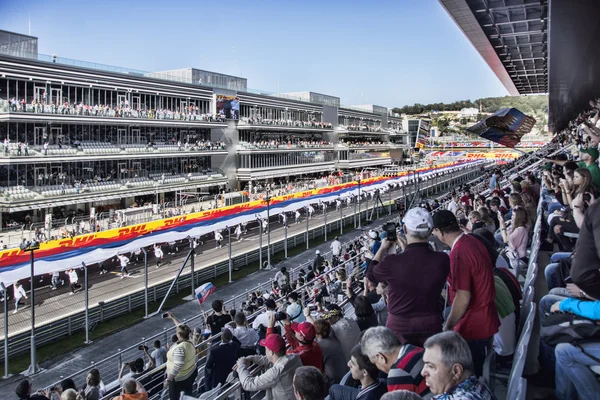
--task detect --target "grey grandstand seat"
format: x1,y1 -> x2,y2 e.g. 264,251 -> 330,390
515,377 -> 527,400
507,303 -> 536,400
518,286 -> 535,338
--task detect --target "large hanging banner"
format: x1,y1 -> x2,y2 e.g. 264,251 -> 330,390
0,161 -> 483,284
466,108 -> 536,148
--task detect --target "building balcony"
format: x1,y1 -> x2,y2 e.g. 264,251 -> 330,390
0,101 -> 226,128
0,142 -> 227,164
237,141 -> 334,153
236,161 -> 336,180
0,172 -> 227,212
237,118 -> 333,132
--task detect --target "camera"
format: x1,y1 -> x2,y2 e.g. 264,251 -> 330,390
161,312 -> 169,319
307,304 -> 317,312
384,222 -> 397,242
275,311 -> 288,321
138,345 -> 148,351
584,193 -> 592,203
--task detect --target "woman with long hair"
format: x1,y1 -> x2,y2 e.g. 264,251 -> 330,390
498,207 -> 529,262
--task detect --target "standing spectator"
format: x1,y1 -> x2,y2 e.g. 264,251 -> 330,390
361,327 -> 429,397
275,267 -> 290,290
236,333 -> 302,400
329,345 -> 388,400
149,340 -> 167,366
293,366 -> 327,400
446,193 -> 461,215
577,147 -> 600,188
286,292 -> 306,323
318,304 -> 361,362
432,210 -> 499,377
232,312 -> 259,357
421,331 -> 495,399
280,316 -> 323,371
13,282 -> 28,314
330,236 -> 342,258
367,207 -> 450,346
206,300 -> 232,336
163,315 -> 197,400
313,250 -> 324,270
252,298 -> 283,332
313,319 -> 347,386
204,328 -> 239,390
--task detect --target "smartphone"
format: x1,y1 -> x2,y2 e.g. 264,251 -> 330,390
161,312 -> 169,319
341,282 -> 348,291
564,276 -> 573,284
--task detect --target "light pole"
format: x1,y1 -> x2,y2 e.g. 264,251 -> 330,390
23,240 -> 40,376
265,190 -> 272,270
82,262 -> 91,345
1,283 -> 10,378
357,177 -> 362,229
227,226 -> 233,282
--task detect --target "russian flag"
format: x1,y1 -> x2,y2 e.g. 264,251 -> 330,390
195,282 -> 216,304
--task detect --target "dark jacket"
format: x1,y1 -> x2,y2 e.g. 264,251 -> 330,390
205,341 -> 240,389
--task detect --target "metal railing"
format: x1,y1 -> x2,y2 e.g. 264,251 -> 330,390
0,164 -> 484,377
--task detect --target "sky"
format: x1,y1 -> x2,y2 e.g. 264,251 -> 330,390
0,0 -> 509,108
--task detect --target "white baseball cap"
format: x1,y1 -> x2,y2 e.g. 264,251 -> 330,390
316,250 -> 320,255
402,207 -> 433,233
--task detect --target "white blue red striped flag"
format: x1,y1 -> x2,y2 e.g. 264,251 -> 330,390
195,282 -> 216,304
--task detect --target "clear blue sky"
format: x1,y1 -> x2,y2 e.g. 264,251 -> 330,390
0,0 -> 509,108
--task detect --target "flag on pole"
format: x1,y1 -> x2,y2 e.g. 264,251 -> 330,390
467,108 -> 536,148
195,282 -> 216,304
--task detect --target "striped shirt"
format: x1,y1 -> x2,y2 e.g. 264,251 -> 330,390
387,344 -> 431,399
166,341 -> 196,381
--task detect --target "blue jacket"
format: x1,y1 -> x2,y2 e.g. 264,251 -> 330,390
559,298 -> 600,320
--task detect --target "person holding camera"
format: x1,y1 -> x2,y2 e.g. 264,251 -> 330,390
367,207 -> 450,347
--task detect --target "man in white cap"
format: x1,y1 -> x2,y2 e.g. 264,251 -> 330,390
366,207 -> 450,347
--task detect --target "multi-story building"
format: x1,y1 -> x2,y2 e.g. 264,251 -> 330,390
0,30 -> 408,230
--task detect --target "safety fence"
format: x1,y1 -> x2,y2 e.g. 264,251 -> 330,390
0,164 -> 486,375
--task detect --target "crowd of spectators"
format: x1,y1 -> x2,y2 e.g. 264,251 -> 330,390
239,117 -> 333,129
239,135 -> 333,150
340,124 -> 384,133
341,139 -> 387,148
7,97 -> 225,122
15,150 -> 559,400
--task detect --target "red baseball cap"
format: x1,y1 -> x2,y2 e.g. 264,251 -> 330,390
291,322 -> 316,341
259,334 -> 286,352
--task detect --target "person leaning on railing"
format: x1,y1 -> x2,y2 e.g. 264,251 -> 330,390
162,313 -> 198,400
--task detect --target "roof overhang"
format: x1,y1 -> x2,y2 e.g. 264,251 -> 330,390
439,0 -> 547,95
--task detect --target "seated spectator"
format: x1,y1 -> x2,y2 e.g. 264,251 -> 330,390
432,210 -> 499,377
421,331 -> 495,399
329,345 -> 388,400
492,276 -> 516,359
205,328 -> 240,390
361,327 -> 429,397
548,296 -> 600,399
372,281 -> 389,327
15,380 -> 50,400
231,312 -> 259,357
293,366 -> 327,400
112,379 -> 148,400
367,207 -> 450,346
236,333 -> 303,400
312,319 -> 347,386
118,358 -> 145,383
60,390 -> 79,400
498,207 -> 529,262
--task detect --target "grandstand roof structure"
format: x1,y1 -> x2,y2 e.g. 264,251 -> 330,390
439,0 -> 547,96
